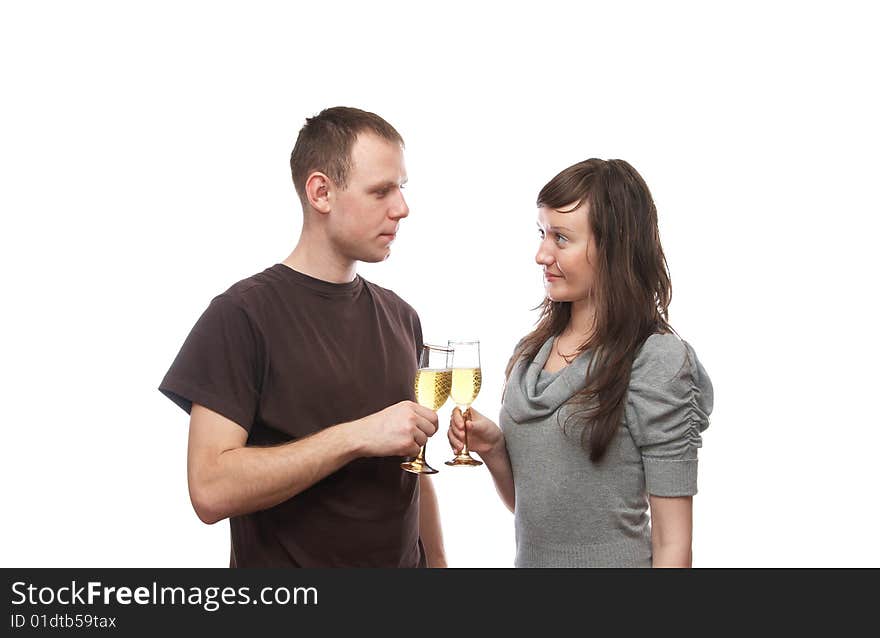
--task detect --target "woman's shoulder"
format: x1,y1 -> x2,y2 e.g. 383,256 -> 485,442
633,332 -> 690,374
631,332 -> 711,396
508,334 -> 544,362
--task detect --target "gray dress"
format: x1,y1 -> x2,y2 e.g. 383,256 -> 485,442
500,333 -> 714,568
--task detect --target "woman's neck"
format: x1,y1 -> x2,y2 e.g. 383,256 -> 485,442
564,298 -> 597,342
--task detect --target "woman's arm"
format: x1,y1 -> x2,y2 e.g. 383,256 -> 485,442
480,441 -> 516,513
648,495 -> 693,567
448,407 -> 515,513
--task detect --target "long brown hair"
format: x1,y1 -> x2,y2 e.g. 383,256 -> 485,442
506,159 -> 672,462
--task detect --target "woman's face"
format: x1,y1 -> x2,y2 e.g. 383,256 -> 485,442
535,202 -> 596,303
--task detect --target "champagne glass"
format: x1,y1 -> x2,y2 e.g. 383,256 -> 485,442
401,344 -> 452,474
446,340 -> 483,467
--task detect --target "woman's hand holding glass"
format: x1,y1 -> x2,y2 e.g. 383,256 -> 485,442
447,406 -> 504,461
445,339 -> 484,466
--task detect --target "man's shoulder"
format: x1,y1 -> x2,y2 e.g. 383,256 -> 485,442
208,265 -> 285,316
362,277 -> 419,318
221,264 -> 288,298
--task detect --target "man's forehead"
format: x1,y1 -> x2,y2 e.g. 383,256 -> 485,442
351,132 -> 403,159
350,133 -> 405,180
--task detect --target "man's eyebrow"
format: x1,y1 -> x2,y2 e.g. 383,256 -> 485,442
369,179 -> 406,191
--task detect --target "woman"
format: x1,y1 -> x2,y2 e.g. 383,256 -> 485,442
448,158 -> 713,568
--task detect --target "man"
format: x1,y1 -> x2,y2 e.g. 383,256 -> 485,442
159,107 -> 445,567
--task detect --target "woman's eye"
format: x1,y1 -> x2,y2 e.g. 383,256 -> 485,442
537,229 -> 566,244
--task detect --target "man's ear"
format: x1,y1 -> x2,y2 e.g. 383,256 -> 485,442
305,172 -> 332,214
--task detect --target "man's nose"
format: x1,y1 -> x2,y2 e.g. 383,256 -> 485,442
389,190 -> 409,220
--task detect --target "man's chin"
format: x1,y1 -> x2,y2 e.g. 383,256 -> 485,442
357,250 -> 391,264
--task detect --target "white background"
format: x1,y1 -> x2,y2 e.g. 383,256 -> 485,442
2,1 -> 877,568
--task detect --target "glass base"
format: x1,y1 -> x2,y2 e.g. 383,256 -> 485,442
445,452 -> 483,467
401,458 -> 439,474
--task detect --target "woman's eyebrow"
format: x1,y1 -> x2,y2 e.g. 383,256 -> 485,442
536,223 -> 574,232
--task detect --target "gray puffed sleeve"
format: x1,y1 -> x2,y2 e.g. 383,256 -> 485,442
624,333 -> 714,497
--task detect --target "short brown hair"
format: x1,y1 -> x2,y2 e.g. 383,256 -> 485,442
289,106 -> 404,205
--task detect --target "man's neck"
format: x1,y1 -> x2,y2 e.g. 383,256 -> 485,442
282,235 -> 357,284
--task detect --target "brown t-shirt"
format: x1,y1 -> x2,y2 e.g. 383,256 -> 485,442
159,264 -> 425,567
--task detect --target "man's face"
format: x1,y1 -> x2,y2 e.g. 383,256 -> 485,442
328,133 -> 410,263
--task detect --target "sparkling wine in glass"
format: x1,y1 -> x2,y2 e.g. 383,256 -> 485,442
446,340 -> 483,467
401,344 -> 452,475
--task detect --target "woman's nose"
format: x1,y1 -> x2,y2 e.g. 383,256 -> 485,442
535,238 -> 554,266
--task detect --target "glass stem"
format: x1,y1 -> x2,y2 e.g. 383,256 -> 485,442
461,406 -> 471,455
415,445 -> 427,463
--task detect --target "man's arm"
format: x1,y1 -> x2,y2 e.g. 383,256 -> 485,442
649,495 -> 693,567
417,475 -> 446,567
187,401 -> 438,524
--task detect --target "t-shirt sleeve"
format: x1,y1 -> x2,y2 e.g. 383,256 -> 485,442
158,293 -> 264,432
624,333 -> 714,497
412,312 -> 424,366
